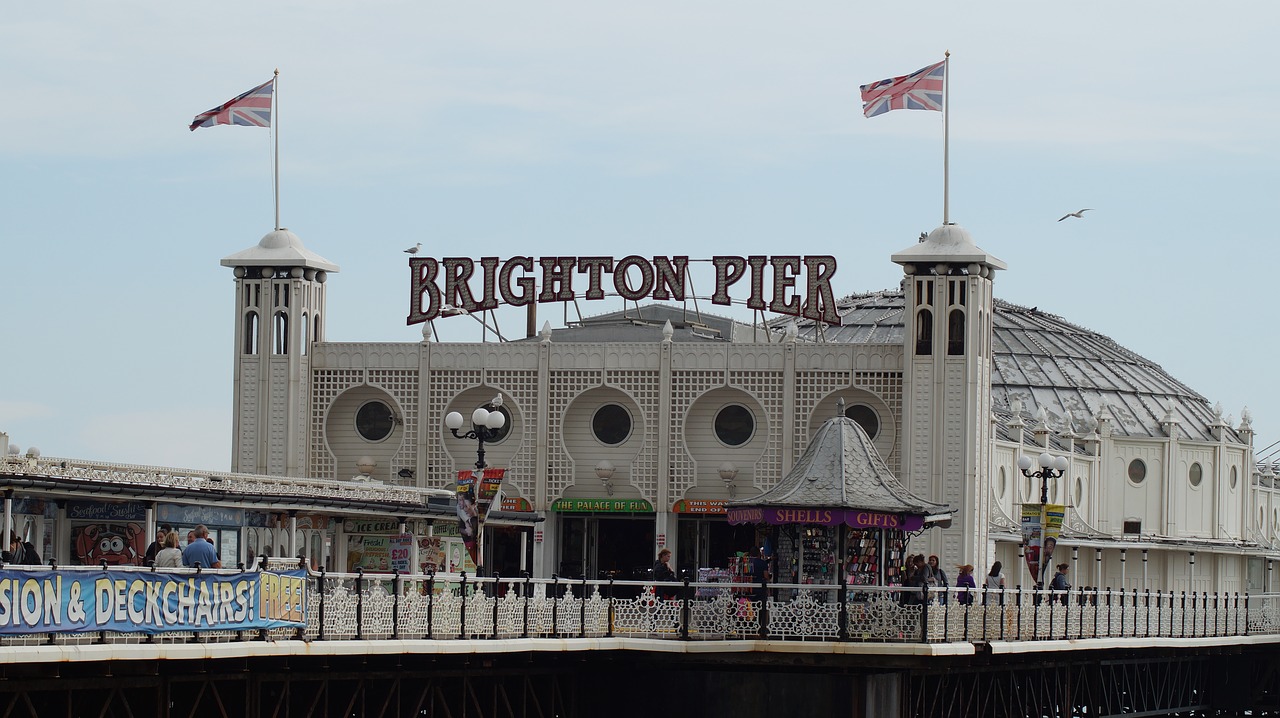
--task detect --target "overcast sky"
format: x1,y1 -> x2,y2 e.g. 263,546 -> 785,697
2,2 -> 1277,471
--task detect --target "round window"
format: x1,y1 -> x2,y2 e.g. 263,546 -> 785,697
1127,459 -> 1147,484
844,404 -> 880,440
592,404 -> 632,446
355,400 -> 396,442
1189,462 -> 1203,488
714,405 -> 755,446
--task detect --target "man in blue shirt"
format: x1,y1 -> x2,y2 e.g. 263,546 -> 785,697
182,524 -> 221,569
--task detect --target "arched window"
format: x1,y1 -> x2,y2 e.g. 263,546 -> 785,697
947,308 -> 965,355
301,312 -> 309,356
244,312 -> 259,355
273,311 -> 289,355
314,314 -> 323,344
915,309 -> 933,355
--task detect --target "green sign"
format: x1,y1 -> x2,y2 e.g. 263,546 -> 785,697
550,498 -> 654,513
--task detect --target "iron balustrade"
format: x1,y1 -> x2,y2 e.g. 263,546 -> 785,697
0,564 -> 1278,648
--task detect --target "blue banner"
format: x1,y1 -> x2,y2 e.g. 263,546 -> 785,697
0,569 -> 307,635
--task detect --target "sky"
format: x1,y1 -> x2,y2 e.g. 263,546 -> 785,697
2,2 -> 1278,471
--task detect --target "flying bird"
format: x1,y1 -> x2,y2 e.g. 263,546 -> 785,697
403,243 -> 422,254
1057,209 -> 1093,222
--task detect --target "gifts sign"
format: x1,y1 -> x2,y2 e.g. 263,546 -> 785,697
455,468 -> 507,568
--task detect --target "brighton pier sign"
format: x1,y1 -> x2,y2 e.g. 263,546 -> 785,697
407,255 -> 840,325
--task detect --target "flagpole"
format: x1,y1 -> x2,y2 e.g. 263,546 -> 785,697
273,68 -> 281,231
942,51 -> 950,226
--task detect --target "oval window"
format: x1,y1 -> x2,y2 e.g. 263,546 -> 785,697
996,467 -> 1007,500
1230,466 -> 1239,490
1189,462 -> 1203,488
1127,459 -> 1147,484
356,400 -> 396,442
1073,477 -> 1085,507
715,405 -> 755,446
592,404 -> 632,446
844,404 -> 880,440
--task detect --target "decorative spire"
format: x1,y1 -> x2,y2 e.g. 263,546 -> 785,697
662,320 -> 674,342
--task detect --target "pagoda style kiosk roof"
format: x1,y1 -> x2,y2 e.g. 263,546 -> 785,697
726,407 -> 951,532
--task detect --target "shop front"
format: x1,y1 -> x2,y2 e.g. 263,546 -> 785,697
552,497 -> 654,586
155,504 -> 246,567
724,408 -> 951,596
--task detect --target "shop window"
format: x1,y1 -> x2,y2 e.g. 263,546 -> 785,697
844,404 -> 880,440
1189,462 -> 1203,488
1127,459 -> 1147,484
355,400 -> 396,442
715,405 -> 755,446
592,404 -> 632,446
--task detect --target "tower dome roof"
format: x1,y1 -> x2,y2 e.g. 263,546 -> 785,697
891,223 -> 1007,271
220,228 -> 340,272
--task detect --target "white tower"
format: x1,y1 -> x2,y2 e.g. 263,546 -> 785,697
891,225 -> 1005,567
221,229 -> 339,476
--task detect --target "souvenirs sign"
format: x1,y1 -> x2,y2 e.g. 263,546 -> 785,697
407,255 -> 840,325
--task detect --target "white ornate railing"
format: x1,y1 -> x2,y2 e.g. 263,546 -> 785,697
1,564 -> 1276,648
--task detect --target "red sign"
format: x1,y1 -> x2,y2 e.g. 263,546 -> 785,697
407,255 -> 839,325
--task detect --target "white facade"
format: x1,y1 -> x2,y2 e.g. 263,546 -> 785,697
222,225 -> 1278,592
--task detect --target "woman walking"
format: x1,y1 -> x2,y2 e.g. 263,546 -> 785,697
983,561 -> 1006,605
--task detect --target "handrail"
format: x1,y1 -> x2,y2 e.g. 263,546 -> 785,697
1,564 -> 1277,648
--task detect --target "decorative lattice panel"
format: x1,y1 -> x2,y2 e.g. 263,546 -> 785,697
237,361 -> 259,472
855,370 -> 904,478
425,370 -> 483,491
547,370 -> 603,500
486,369 -> 541,501
309,369 -> 364,480
668,371 -> 725,498
605,370 -> 661,502
368,369 -> 420,487
268,361 -> 289,475
729,371 -> 785,491
792,369 -> 854,467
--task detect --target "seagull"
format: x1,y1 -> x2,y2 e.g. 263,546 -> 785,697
1057,209 -> 1093,222
403,242 -> 422,254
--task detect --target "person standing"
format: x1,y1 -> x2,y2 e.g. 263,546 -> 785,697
154,531 -> 184,568
955,564 -> 976,605
983,561 -> 1006,605
928,555 -> 949,605
746,546 -> 770,603
1049,563 -> 1071,604
182,525 -> 221,568
652,548 -> 676,600
3,532 -> 41,566
145,524 -> 172,566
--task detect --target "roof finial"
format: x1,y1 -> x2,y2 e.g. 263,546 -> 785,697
836,396 -> 846,418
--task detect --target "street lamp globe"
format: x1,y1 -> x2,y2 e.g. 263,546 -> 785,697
1053,455 -> 1069,472
1038,452 -> 1054,469
1017,454 -> 1033,471
485,409 -> 506,430
445,411 -> 464,430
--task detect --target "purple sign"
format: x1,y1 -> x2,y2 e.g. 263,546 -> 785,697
727,506 -> 925,531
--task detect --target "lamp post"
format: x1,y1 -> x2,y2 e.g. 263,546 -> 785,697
444,396 -> 507,471
1017,452 -> 1070,504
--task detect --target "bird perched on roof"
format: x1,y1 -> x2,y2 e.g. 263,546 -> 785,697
404,243 -> 422,254
1057,209 -> 1093,222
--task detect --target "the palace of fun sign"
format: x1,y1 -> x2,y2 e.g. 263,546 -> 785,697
0,568 -> 306,635
407,256 -> 840,325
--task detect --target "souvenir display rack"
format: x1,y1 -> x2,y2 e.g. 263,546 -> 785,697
844,528 -> 880,587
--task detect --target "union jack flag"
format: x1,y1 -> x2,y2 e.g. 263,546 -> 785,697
859,61 -> 945,118
189,78 -> 275,131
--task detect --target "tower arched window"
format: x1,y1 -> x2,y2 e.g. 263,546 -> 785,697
915,309 -> 933,355
314,314 -> 323,344
947,308 -> 965,355
244,311 -> 259,355
273,311 -> 289,355
301,312 -> 309,356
